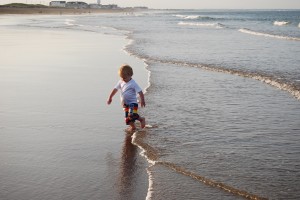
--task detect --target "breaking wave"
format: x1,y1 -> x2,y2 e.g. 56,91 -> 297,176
238,28 -> 300,41
273,21 -> 290,26
178,21 -> 224,28
64,19 -> 76,26
174,14 -> 216,20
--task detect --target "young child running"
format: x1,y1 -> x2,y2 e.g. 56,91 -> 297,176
107,64 -> 146,132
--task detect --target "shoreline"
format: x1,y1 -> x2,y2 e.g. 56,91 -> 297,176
0,7 -> 139,15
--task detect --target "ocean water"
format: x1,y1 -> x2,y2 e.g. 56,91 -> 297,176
74,10 -> 300,200
1,10 -> 300,200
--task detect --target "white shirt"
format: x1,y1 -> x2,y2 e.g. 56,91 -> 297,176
114,79 -> 142,104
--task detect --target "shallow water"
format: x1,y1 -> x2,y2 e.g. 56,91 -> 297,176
143,63 -> 300,199
118,10 -> 299,199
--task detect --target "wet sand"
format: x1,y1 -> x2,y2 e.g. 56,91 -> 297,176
0,15 -> 149,199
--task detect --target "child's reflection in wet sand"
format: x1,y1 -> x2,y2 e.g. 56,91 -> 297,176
117,134 -> 138,199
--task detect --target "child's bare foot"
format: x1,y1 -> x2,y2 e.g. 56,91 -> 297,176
139,117 -> 146,129
128,127 -> 136,132
129,122 -> 136,132
125,127 -> 135,134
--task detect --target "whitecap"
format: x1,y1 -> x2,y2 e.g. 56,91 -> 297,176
64,19 -> 75,26
174,14 -> 199,19
273,21 -> 290,26
178,21 -> 215,26
178,21 -> 223,29
184,15 -> 201,19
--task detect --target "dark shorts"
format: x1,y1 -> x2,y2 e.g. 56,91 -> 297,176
123,103 -> 140,125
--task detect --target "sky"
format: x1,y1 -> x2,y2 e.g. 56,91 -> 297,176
1,0 -> 300,9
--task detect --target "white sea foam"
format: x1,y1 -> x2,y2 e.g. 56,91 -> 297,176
238,28 -> 300,41
175,14 -> 199,19
131,131 -> 157,200
131,131 -> 157,165
252,76 -> 300,100
174,14 -> 215,20
64,19 -> 75,26
178,21 -> 223,29
178,21 -> 215,26
273,21 -> 290,26
185,15 -> 201,19
145,166 -> 155,200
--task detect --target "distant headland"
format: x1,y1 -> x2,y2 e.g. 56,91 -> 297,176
0,2 -> 148,15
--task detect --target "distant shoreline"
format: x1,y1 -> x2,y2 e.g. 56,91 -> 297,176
0,7 -> 140,15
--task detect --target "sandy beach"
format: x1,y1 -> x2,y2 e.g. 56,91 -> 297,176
0,15 -> 149,199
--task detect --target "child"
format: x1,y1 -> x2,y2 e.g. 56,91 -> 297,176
107,64 -> 146,132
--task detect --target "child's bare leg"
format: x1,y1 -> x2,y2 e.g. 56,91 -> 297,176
129,122 -> 136,131
138,117 -> 146,129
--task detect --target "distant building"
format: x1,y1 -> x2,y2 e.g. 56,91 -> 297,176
89,4 -> 101,9
49,1 -> 66,7
49,1 -> 118,9
66,1 -> 88,9
134,6 -> 148,9
100,4 -> 118,9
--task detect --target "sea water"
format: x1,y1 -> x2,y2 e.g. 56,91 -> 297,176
74,10 -> 300,199
2,10 -> 300,199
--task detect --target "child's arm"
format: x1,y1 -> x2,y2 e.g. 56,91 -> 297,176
138,91 -> 146,107
107,88 -> 118,105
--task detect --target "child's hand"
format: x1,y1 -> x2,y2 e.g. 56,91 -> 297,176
138,91 -> 146,107
107,88 -> 118,105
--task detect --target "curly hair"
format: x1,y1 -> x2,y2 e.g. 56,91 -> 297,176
119,64 -> 133,77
